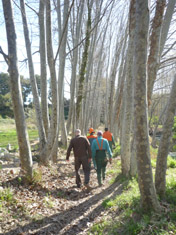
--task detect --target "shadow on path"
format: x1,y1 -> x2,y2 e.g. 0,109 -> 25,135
4,175 -> 126,235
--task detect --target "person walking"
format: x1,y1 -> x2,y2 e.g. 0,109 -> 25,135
91,130 -> 112,186
66,129 -> 92,191
103,127 -> 115,152
87,127 -> 97,146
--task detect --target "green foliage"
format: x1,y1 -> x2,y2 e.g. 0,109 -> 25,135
151,158 -> 156,168
150,145 -> 158,159
90,168 -> 176,235
165,176 -> 176,204
113,143 -> 121,158
172,116 -> 176,132
167,156 -> 176,168
149,115 -> 159,126
43,194 -> 54,208
31,168 -> 43,184
0,188 -> 14,202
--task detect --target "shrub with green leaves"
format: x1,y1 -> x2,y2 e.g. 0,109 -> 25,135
113,143 -> 121,158
0,187 -> 14,202
167,156 -> 176,168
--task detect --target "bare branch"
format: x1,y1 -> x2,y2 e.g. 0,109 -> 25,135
54,0 -> 75,63
160,56 -> 176,65
162,41 -> 176,58
66,0 -> 114,56
0,46 -> 9,64
25,3 -> 39,16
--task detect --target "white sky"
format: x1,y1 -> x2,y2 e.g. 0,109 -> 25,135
0,1 -> 71,99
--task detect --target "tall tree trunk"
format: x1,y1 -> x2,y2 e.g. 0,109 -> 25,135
159,0 -> 176,58
57,0 -> 69,147
133,0 -> 160,212
147,0 -> 169,105
20,0 -> 46,152
76,2 -> 91,125
155,74 -> 176,198
45,0 -> 59,163
39,0 -> 50,138
151,104 -> 167,148
121,0 -> 136,177
66,0 -> 84,134
2,0 -> 33,179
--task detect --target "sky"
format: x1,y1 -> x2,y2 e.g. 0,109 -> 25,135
0,1 -> 71,99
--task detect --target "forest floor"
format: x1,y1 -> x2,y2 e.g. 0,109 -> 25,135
0,149 -> 123,235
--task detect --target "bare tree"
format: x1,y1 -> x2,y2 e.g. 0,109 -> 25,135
57,0 -> 70,147
155,74 -> 176,198
45,0 -> 59,163
20,0 -> 47,153
133,0 -> 160,211
121,0 -> 136,177
147,0 -> 176,105
39,0 -> 50,138
2,0 -> 33,178
66,0 -> 85,134
147,0 -> 166,106
76,0 -> 92,125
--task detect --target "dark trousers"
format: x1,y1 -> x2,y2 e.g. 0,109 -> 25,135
74,156 -> 90,186
95,150 -> 107,185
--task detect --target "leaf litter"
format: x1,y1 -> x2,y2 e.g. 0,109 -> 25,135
0,152 -> 121,234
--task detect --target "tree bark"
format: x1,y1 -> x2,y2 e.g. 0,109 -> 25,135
121,0 -> 135,177
39,0 -> 50,138
159,0 -> 176,58
76,2 -> 91,124
133,0 -> 160,212
45,0 -> 59,163
155,74 -> 176,198
66,0 -> 84,134
57,0 -> 69,147
20,0 -> 47,153
2,0 -> 33,179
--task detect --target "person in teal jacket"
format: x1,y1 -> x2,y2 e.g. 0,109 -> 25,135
91,130 -> 112,186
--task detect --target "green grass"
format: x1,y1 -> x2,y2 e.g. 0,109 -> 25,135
90,158 -> 176,235
0,118 -> 38,149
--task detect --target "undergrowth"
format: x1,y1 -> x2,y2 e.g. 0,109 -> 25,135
90,157 -> 176,235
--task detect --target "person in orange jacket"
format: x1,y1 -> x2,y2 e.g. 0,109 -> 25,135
103,127 -> 115,152
87,128 -> 97,146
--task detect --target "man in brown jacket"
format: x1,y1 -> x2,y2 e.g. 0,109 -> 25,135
66,129 -> 92,190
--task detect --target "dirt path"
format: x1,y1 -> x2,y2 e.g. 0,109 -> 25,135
0,154 -> 122,235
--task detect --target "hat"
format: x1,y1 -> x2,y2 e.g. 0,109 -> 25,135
89,127 -> 95,134
97,130 -> 103,136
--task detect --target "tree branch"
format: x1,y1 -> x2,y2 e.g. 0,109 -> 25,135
160,56 -> 176,65
54,0 -> 75,63
25,3 -> 39,16
0,46 -> 9,64
66,0 -> 114,56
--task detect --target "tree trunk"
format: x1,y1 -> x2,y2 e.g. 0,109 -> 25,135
159,0 -> 176,58
76,2 -> 91,125
39,0 -> 50,138
133,0 -> 160,212
66,0 -> 84,134
151,104 -> 167,148
45,0 -> 59,163
121,0 -> 135,177
20,0 -> 47,152
147,0 -> 169,105
155,74 -> 176,198
2,0 -> 33,179
57,0 -> 69,147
